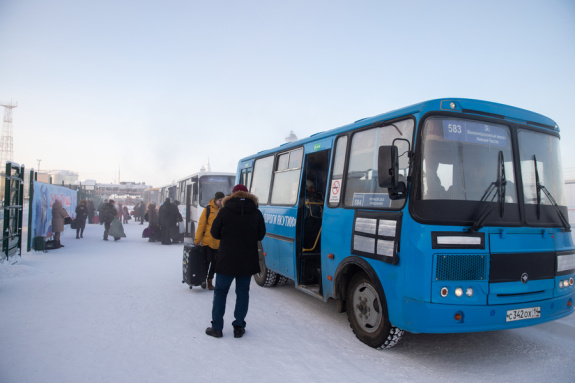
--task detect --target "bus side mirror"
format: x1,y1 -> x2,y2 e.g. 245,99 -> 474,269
378,146 -> 398,188
378,145 -> 407,200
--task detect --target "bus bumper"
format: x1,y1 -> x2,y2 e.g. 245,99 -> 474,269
400,292 -> 574,334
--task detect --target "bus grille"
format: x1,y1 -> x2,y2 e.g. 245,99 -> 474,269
435,254 -> 487,281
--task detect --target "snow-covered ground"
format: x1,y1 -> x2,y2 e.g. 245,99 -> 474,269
1,219 -> 574,382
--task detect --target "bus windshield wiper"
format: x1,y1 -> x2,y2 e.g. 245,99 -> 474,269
533,155 -> 571,232
468,151 -> 506,233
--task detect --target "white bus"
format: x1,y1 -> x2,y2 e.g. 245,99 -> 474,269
174,171 -> 235,239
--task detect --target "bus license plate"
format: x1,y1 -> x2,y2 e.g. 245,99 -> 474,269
506,307 -> 541,322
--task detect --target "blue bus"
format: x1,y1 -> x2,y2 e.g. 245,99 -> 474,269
236,98 -> 575,348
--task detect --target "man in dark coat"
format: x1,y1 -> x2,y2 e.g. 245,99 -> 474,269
158,198 -> 179,245
97,200 -> 106,225
87,199 -> 95,224
138,202 -> 146,225
205,184 -> 266,339
101,200 -> 118,241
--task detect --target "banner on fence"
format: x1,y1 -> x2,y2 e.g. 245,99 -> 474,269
31,182 -> 77,238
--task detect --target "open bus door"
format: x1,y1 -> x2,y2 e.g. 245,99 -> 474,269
297,149 -> 330,297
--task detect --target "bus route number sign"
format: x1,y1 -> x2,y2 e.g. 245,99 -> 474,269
442,120 -> 508,147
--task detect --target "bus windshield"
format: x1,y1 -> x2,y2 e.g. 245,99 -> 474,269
416,116 -> 567,227
420,117 -> 517,202
199,175 -> 235,206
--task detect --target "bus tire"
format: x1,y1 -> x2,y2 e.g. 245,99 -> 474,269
254,242 -> 278,287
346,272 -> 404,349
254,267 -> 278,287
274,275 -> 289,286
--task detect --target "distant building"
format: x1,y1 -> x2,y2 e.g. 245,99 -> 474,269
46,170 -> 78,185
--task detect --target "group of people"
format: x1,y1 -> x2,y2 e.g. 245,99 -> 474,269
50,198 -> 93,248
141,198 -> 183,244
53,185 -> 267,340
132,202 -> 147,225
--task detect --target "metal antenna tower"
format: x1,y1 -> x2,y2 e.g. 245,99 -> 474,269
0,100 -> 17,167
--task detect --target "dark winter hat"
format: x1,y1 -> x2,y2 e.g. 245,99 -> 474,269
232,184 -> 248,193
215,191 -> 225,200
109,199 -> 115,204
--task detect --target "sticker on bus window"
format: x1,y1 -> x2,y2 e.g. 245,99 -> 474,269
330,179 -> 342,204
442,120 -> 508,147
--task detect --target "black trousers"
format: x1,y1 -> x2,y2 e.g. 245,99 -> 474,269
204,246 -> 217,280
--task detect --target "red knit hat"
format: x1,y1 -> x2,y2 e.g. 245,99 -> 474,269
232,184 -> 248,193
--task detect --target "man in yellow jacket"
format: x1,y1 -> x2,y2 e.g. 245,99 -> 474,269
194,191 -> 225,290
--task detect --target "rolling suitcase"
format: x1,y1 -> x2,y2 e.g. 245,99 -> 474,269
182,244 -> 206,289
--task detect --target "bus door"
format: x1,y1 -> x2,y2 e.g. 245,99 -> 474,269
189,176 -> 199,237
297,146 -> 331,297
185,184 -> 193,237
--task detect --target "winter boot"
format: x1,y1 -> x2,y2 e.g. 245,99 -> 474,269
205,327 -> 223,338
233,326 -> 245,338
207,279 -> 214,290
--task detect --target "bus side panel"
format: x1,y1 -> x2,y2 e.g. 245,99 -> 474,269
261,236 -> 279,271
321,207 -> 355,299
323,206 -> 407,325
261,206 -> 297,279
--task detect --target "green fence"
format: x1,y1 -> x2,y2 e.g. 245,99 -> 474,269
1,162 -> 24,263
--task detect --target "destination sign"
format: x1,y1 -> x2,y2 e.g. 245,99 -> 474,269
352,193 -> 390,207
442,120 -> 508,147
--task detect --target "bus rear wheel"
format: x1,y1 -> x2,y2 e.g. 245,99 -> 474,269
254,242 -> 278,287
254,267 -> 278,287
346,273 -> 404,349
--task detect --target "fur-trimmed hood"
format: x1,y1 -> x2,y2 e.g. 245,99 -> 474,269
222,190 -> 258,207
222,190 -> 259,216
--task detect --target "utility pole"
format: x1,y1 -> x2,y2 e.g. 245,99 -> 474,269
37,159 -> 41,173
0,100 -> 17,167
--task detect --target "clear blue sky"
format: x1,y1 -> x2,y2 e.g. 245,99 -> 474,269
1,0 -> 574,186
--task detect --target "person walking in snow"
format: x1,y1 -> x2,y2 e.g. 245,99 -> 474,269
205,184 -> 266,339
145,201 -> 159,242
101,199 -> 118,241
123,206 -> 130,224
139,202 -> 146,225
97,200 -> 106,225
87,199 -> 95,224
51,198 -> 70,248
75,199 -> 89,239
159,198 -> 179,245
194,191 -> 224,290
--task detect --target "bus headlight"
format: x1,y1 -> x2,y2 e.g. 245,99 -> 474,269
570,277 -> 574,286
560,280 -> 565,288
455,287 -> 463,297
466,287 -> 474,297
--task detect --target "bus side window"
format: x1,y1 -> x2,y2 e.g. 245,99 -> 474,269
328,135 -> 348,207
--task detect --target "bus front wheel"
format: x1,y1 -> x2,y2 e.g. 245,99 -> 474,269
346,273 -> 404,349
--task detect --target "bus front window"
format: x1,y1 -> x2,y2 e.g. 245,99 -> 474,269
420,117 -> 517,203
